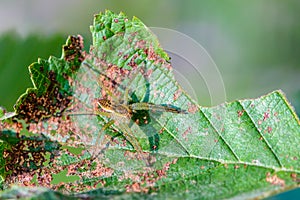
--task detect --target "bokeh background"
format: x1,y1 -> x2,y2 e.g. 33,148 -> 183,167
0,0 -> 299,198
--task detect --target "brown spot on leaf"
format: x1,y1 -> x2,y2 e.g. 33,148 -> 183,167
266,172 -> 285,187
135,40 -> 146,49
187,103 -> 198,114
263,112 -> 270,121
183,127 -> 192,141
290,173 -> 300,183
145,69 -> 153,78
126,182 -> 142,193
159,128 -> 165,134
16,89 -> 73,123
237,110 -> 244,117
124,158 -> 177,193
293,156 -> 298,160
3,134 -> 60,183
267,126 -> 272,133
234,165 -> 240,169
173,90 -> 182,101
63,35 -> 84,64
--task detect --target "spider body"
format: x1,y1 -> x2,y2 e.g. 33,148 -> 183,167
80,62 -> 187,154
97,99 -> 132,119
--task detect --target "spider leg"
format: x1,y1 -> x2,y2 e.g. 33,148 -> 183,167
91,119 -> 143,161
118,122 -> 157,167
91,118 -> 114,159
118,122 -> 142,153
96,75 -> 120,103
130,102 -> 188,114
91,111 -> 143,156
82,62 -> 144,154
123,69 -> 140,105
94,110 -> 112,117
82,61 -> 120,102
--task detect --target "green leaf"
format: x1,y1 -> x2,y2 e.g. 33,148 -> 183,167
0,108 -> 4,119
1,10 -> 299,200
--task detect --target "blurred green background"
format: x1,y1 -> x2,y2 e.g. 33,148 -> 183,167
0,0 -> 299,198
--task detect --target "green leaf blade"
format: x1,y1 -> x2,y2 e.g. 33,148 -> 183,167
239,90 -> 300,171
1,10 -> 299,200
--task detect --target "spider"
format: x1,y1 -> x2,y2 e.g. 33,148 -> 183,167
74,62 -> 187,156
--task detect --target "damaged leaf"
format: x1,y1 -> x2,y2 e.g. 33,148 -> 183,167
0,10 -> 299,200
